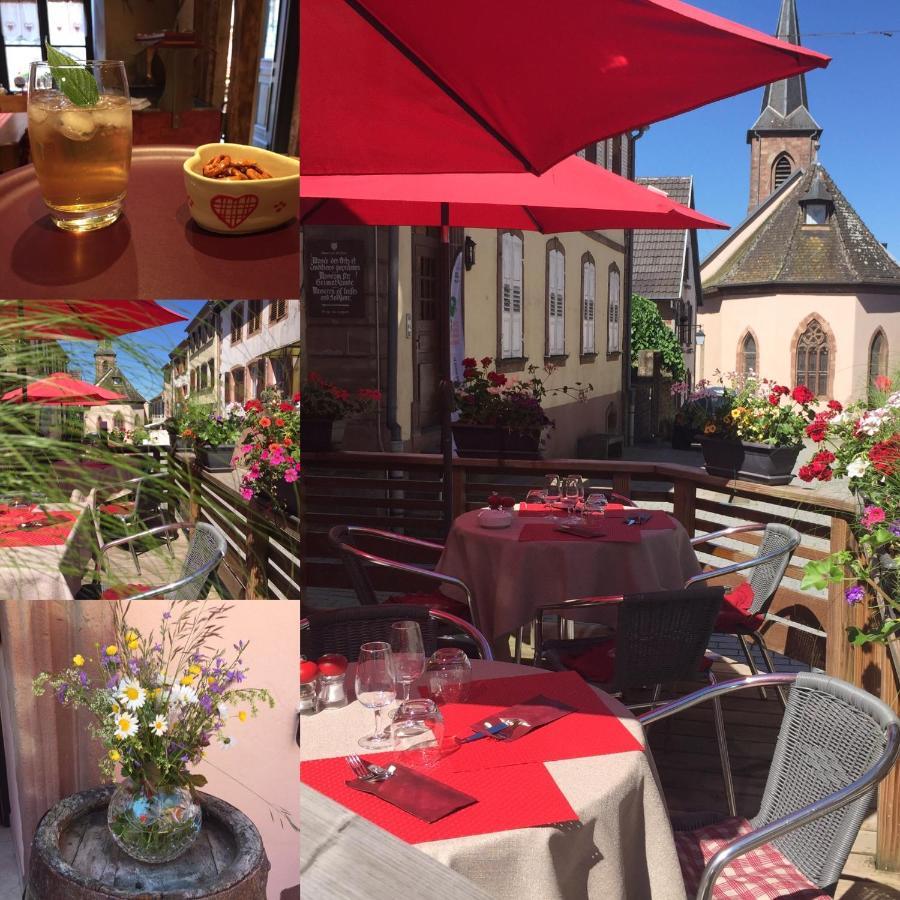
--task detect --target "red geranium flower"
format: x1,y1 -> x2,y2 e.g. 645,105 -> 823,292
259,417 -> 272,428
480,356 -> 493,367
776,385 -> 790,396
767,393 -> 779,406
874,375 -> 893,392
244,399 -> 263,413
805,418 -> 828,442
279,402 -> 294,412
869,434 -> 900,476
463,367 -> 478,379
798,465 -> 815,482
487,371 -> 507,386
462,357 -> 477,368
827,400 -> 843,413
791,385 -> 815,405
293,392 -> 301,403
275,417 -> 285,427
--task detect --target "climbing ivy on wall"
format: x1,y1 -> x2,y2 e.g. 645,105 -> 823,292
630,294 -> 686,380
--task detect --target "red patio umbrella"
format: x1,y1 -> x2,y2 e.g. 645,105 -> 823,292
301,156 -> 728,231
301,0 -> 829,175
0,373 -> 126,405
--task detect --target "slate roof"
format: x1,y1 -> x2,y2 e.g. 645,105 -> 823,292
704,164 -> 900,293
632,176 -> 692,300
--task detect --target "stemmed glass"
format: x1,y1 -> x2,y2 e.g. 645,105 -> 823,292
355,642 -> 396,749
390,621 -> 427,736
560,476 -> 582,524
544,474 -> 561,503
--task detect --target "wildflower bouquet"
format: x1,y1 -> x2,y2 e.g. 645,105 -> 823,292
235,389 -> 300,509
801,379 -> 900,644
697,372 -> 819,447
300,372 -> 381,421
33,600 -> 274,862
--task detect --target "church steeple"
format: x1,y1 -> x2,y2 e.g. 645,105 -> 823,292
94,339 -> 116,383
746,0 -> 822,211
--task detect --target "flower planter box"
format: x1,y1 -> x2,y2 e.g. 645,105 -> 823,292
700,438 -> 801,485
275,480 -> 300,517
452,423 -> 542,459
301,418 -> 344,452
196,445 -> 235,473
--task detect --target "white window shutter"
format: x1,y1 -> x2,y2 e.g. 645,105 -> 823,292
607,268 -> 621,353
501,233 -> 512,358
548,248 -> 565,356
512,235 -> 523,356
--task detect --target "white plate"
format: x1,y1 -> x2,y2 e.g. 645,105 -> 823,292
477,509 -> 513,529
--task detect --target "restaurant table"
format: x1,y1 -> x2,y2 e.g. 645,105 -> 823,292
0,112 -> 27,173
0,498 -> 95,600
437,509 -> 702,641
0,146 -> 298,299
300,660 -> 686,900
50,458 -> 139,495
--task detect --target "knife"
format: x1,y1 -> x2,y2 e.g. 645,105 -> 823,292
454,720 -> 512,743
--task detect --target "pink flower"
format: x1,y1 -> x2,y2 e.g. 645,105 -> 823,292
861,505 -> 887,530
240,488 -> 254,501
284,467 -> 299,483
245,469 -> 259,482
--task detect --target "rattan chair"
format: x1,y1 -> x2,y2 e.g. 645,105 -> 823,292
535,587 -> 737,815
641,672 -> 900,900
81,522 -> 226,601
300,604 -> 493,661
328,525 -> 478,627
687,523 -> 801,704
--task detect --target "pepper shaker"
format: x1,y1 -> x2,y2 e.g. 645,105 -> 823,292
317,653 -> 348,709
299,659 -> 318,715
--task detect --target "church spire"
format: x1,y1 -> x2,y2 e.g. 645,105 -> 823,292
746,0 -> 822,210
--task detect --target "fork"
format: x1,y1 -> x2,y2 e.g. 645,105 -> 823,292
346,754 -> 395,781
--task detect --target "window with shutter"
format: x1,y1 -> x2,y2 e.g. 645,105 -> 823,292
547,242 -> 566,356
581,255 -> 596,354
499,232 -> 524,359
607,265 -> 621,354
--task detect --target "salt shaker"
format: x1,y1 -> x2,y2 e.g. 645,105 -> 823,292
299,660 -> 319,715
316,654 -> 348,709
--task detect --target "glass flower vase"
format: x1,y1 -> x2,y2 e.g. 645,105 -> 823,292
107,779 -> 202,863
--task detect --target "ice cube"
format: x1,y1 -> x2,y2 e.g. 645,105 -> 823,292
92,107 -> 130,130
57,109 -> 97,142
28,106 -> 49,125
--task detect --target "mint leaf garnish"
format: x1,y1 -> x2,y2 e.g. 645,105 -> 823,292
45,42 -> 100,107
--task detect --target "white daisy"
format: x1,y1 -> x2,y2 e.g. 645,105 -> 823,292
117,678 -> 146,711
220,734 -> 237,751
149,715 -> 168,737
169,683 -> 199,706
217,702 -> 229,718
113,712 -> 138,740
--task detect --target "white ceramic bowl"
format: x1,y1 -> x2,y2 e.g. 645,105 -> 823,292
477,509 -> 513,529
183,143 -> 299,234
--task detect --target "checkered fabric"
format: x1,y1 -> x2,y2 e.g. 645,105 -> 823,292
674,817 -> 830,899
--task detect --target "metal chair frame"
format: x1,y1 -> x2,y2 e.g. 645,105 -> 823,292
300,606 -> 494,661
687,523 -> 801,705
327,525 -> 479,630
97,522 -> 226,600
641,673 -> 900,900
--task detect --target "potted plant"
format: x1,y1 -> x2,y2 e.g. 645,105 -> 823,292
235,390 -> 300,516
696,373 -> 820,484
33,599 -> 274,864
801,378 -> 900,646
172,399 -> 211,452
194,403 -> 246,472
299,373 -> 381,451
451,357 -> 592,458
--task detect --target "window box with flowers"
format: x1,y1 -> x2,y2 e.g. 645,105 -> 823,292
299,373 -> 381,452
694,374 -> 819,484
193,404 -> 248,472
451,357 -> 592,459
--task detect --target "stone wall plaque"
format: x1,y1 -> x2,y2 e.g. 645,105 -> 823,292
306,240 -> 365,319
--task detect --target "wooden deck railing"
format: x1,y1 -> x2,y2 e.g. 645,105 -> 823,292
168,453 -> 300,599
304,449 -> 900,869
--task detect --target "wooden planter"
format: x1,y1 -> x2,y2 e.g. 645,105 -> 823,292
451,423 -> 542,459
700,438 -> 801,485
196,445 -> 235,472
301,418 -> 345,452
275,480 -> 300,517
27,785 -> 269,899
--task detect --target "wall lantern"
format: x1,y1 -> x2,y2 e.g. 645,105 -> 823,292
464,236 -> 477,271
695,325 -> 706,347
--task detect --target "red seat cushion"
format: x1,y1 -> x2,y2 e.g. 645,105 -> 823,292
101,584 -> 154,600
674,816 -> 829,899
715,582 -> 764,634
100,502 -> 134,516
384,591 -> 470,619
560,637 -> 712,684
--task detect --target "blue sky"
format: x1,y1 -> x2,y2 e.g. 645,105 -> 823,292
636,0 -> 900,259
61,300 -> 204,400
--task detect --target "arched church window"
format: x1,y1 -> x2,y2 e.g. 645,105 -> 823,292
739,333 -> 757,375
113,412 -> 125,431
795,319 -> 829,397
773,155 -> 793,191
869,330 -> 889,388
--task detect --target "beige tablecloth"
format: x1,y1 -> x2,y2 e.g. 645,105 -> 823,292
50,458 -> 136,496
300,660 -> 686,900
0,497 -> 95,600
437,510 -> 702,639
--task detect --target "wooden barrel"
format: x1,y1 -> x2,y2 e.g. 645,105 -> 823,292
27,785 -> 269,899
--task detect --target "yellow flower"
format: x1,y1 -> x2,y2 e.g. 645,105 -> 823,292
125,631 -> 138,643
108,749 -> 121,762
208,677 -> 216,685
179,675 -> 195,686
188,664 -> 202,676
72,654 -> 85,667
127,640 -> 139,651
105,645 -> 118,656
238,711 -> 247,723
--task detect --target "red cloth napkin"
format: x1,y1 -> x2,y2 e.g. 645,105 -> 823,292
302,759 -> 577,843
0,506 -> 36,523
415,671 -> 641,773
518,521 -> 641,543
0,511 -> 77,547
604,509 -> 677,530
468,694 -> 574,741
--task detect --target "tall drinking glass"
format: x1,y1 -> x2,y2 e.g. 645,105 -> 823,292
355,642 -> 396,749
390,621 -> 427,736
28,60 -> 132,232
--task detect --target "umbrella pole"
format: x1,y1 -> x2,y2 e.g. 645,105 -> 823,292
439,202 -> 454,533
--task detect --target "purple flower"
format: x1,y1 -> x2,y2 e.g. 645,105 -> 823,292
163,612 -> 171,620
106,676 -> 118,690
199,695 -> 213,713
845,584 -> 865,605
78,671 -> 89,687
890,520 -> 900,538
128,660 -> 139,675
152,643 -> 163,654
56,684 -> 68,702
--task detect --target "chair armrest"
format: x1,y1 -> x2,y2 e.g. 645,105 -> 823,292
347,526 -> 445,553
98,521 -> 193,556
430,609 -> 493,661
690,523 -> 765,547
684,543 -> 792,588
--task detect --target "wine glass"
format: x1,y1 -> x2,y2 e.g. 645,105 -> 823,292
544,474 -> 561,503
525,488 -> 546,506
561,476 -> 581,524
390,621 -> 427,736
355,642 -> 396,749
424,648 -> 472,705
392,699 -> 446,767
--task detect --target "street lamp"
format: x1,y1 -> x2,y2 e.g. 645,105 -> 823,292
695,325 -> 706,346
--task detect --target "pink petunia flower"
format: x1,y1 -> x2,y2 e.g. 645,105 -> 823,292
240,488 -> 254,501
284,467 -> 299,483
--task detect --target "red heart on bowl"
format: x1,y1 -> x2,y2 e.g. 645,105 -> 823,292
210,193 -> 259,229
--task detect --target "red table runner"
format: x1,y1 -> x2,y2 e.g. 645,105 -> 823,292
518,502 -> 627,517
604,509 -> 677,530
518,521 -> 641,543
301,759 -> 577,844
0,511 -> 77,547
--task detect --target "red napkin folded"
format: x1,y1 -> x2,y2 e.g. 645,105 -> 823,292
302,759 -> 578,844
518,522 -> 641,543
0,512 -> 77,548
346,762 -> 476,823
468,694 -> 574,741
